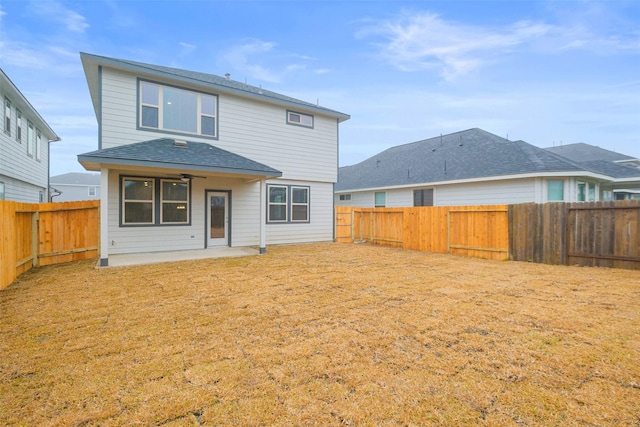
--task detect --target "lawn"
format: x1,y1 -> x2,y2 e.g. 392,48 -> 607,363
1,242 -> 639,426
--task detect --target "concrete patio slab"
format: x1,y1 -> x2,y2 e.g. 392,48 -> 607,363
105,246 -> 259,267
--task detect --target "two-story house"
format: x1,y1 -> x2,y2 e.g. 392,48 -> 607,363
77,53 -> 349,266
1,68 -> 60,202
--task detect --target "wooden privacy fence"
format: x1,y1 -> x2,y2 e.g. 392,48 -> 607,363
509,200 -> 640,269
1,200 -> 100,289
335,205 -> 510,261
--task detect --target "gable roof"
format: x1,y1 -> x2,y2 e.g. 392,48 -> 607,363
78,138 -> 282,178
50,173 -> 101,185
79,52 -> 350,123
336,128 -> 609,192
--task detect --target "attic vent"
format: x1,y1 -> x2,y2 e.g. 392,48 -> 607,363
173,139 -> 188,148
225,73 -> 231,80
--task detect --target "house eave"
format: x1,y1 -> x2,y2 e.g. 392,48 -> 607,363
335,170 -> 615,194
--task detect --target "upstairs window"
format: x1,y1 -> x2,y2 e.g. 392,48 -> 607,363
16,109 -> 22,142
139,80 -> 217,138
36,129 -> 41,161
27,121 -> 34,157
287,110 -> 313,128
4,98 -> 11,135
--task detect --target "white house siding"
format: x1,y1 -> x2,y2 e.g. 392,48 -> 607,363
265,180 -> 335,245
51,184 -> 101,202
106,169 -> 265,255
100,68 -> 338,183
335,178 -> 539,207
0,98 -> 50,202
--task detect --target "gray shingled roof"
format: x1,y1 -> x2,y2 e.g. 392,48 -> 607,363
78,138 -> 282,177
336,128 -> 592,191
79,52 -> 349,121
50,173 -> 101,185
569,160 -> 640,179
545,143 -> 634,162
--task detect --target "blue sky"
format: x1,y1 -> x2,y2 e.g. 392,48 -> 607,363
1,0 -> 639,176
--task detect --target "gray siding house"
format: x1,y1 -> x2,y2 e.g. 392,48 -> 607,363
77,53 -> 349,266
335,128 -> 640,207
1,68 -> 60,202
50,172 -> 101,201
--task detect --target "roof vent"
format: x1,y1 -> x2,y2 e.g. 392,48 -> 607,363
225,73 -> 231,80
173,139 -> 188,148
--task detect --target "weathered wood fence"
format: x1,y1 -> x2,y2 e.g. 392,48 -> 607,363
1,200 -> 100,289
509,200 -> 640,269
335,205 -> 510,261
336,201 -> 640,269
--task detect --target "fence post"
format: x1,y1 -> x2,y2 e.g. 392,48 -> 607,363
31,211 -> 39,267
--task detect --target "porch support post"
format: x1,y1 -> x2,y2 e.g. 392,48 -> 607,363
259,178 -> 267,254
99,167 -> 109,266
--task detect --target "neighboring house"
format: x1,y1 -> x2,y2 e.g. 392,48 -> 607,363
545,143 -> 640,200
50,172 -> 101,201
77,53 -> 349,266
335,128 -> 640,207
0,68 -> 60,202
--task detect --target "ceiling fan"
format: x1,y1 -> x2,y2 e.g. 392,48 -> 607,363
167,173 -> 206,182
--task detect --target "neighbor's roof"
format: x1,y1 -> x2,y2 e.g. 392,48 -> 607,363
50,172 -> 101,185
545,143 -> 635,163
79,52 -> 350,123
78,138 -> 282,178
336,128 -> 611,192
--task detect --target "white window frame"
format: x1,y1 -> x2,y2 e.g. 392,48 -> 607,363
374,191 -> 386,207
287,110 -> 314,128
35,129 -> 41,161
16,109 -> 22,142
267,185 -> 288,223
160,179 -> 190,225
4,97 -> 11,135
339,194 -> 351,201
122,177 -> 155,225
138,80 -> 218,138
88,186 -> 97,197
27,121 -> 34,157
291,186 -> 310,222
547,180 -> 564,202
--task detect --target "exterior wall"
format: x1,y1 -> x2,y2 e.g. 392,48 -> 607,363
335,178 -> 542,207
51,184 -> 101,202
0,97 -> 50,202
100,68 -> 338,183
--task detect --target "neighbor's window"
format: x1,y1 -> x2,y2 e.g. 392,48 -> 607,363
139,80 -> 217,137
39,191 -> 45,203
88,186 -> 97,197
0,182 -> 5,200
547,180 -> 564,201
339,194 -> 351,201
413,189 -> 434,206
16,109 -> 22,142
374,191 -> 386,207
4,97 -> 11,135
287,110 -> 313,128
267,184 -> 311,223
291,186 -> 309,222
161,179 -> 189,224
27,121 -> 34,157
35,129 -> 41,161
268,185 -> 288,222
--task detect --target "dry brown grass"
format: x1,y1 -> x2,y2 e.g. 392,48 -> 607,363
1,242 -> 639,426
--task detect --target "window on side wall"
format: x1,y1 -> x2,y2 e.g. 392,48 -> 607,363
16,110 -> 22,142
36,129 -> 41,161
88,186 -> 97,197
287,110 -> 313,128
27,121 -> 34,157
139,80 -> 218,138
374,191 -> 386,207
0,182 -> 5,200
339,194 -> 351,201
267,184 -> 311,223
547,180 -> 564,201
4,98 -> 11,135
577,181 -> 597,202
413,189 -> 434,206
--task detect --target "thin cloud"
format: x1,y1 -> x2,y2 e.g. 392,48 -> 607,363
30,0 -> 89,33
357,12 -> 553,80
220,39 -> 310,84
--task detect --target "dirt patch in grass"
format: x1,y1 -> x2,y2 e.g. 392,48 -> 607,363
1,243 -> 639,426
